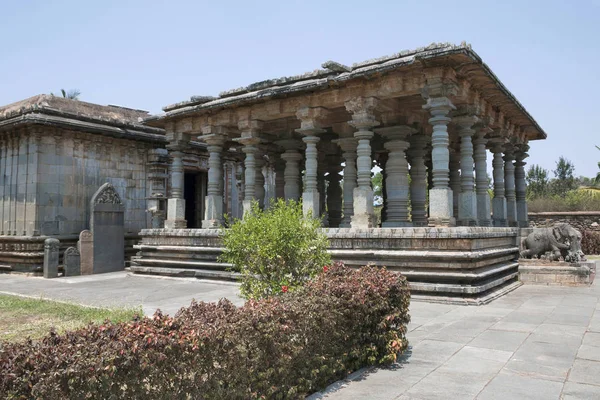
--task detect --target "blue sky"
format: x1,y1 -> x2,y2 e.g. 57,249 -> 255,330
2,0 -> 599,178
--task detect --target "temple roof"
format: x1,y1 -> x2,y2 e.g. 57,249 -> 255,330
147,42 -> 546,141
0,94 -> 165,141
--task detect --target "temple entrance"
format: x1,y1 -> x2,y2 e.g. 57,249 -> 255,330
184,171 -> 207,228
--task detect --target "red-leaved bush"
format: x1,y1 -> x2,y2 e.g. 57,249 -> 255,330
0,263 -> 410,399
582,230 -> 600,255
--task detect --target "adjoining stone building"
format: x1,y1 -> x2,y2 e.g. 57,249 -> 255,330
133,42 -> 547,304
0,95 -> 233,272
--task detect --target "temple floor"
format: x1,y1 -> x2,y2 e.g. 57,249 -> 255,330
2,270 -> 600,399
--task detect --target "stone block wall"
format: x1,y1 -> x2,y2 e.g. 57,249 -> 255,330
34,127 -> 155,236
528,212 -> 600,233
0,125 -> 157,238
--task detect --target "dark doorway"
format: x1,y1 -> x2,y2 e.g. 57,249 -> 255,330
183,171 -> 207,228
184,172 -> 198,228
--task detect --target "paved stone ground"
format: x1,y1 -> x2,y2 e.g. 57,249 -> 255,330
0,272 -> 243,315
3,272 -> 600,399
316,282 -> 600,400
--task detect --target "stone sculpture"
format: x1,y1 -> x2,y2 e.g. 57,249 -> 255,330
520,223 -> 586,262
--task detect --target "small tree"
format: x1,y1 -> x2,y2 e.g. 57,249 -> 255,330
550,156 -> 577,195
526,164 -> 550,199
220,199 -> 331,299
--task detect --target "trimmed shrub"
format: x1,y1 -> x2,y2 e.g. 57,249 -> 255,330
0,263 -> 410,399
582,230 -> 600,255
220,199 -> 331,299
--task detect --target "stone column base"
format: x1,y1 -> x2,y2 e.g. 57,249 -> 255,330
458,191 -> 478,226
492,197 -> 507,227
242,200 -> 254,217
202,195 -> 223,228
428,188 -> 455,226
516,200 -> 528,228
477,193 -> 492,227
303,191 -> 320,219
351,187 -> 374,229
165,198 -> 186,229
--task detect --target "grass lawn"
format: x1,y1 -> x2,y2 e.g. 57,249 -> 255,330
0,294 -> 140,342
588,255 -> 600,260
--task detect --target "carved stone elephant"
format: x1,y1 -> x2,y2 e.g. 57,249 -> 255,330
520,223 -> 586,262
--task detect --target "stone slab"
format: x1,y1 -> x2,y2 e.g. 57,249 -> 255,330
90,183 -> 125,274
63,246 -> 81,277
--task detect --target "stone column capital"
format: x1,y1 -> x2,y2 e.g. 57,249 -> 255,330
375,125 -> 417,141
453,115 -> 479,135
237,119 -> 264,137
422,97 -> 456,121
281,150 -> 303,162
198,133 -> 227,148
345,97 -> 380,130
295,106 -> 330,135
333,137 -> 358,153
275,139 -> 303,152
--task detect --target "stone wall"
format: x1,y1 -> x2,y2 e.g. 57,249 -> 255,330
528,212 -> 600,233
0,125 -> 159,236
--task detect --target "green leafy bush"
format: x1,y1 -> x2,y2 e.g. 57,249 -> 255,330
220,199 -> 331,299
582,230 -> 600,255
0,263 -> 410,399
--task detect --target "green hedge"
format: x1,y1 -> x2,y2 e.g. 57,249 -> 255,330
0,263 -> 410,399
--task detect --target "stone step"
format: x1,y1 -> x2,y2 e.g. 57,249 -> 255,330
412,279 -> 523,306
398,261 -> 519,281
409,270 -> 519,295
130,257 -> 232,270
130,265 -> 240,281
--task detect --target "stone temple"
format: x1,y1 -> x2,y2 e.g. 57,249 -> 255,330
0,43 -> 547,304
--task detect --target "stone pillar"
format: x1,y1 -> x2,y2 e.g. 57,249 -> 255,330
165,148 -> 187,229
378,153 -> 388,225
449,149 -> 461,219
301,135 -> 321,217
490,141 -> 507,227
515,144 -> 530,227
255,158 -> 266,209
408,134 -> 428,227
43,238 -> 59,279
296,107 -> 329,219
473,129 -> 492,226
334,138 -> 357,228
317,167 -> 327,224
455,115 -> 478,226
375,126 -> 415,227
326,165 -> 343,228
346,97 -> 379,229
275,158 -> 285,200
423,97 -> 456,226
504,149 -> 517,227
200,134 -> 226,228
282,151 -> 302,201
241,143 -> 259,216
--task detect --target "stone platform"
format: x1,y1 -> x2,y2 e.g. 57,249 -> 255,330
131,227 -> 522,305
519,259 -> 598,286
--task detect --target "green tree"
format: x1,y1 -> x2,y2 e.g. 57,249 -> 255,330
526,164 -> 550,199
372,171 -> 383,205
220,199 -> 331,299
550,156 -> 577,195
